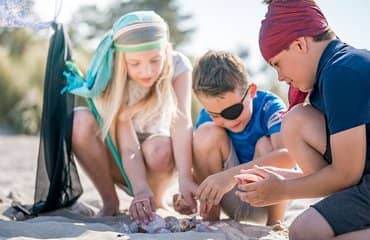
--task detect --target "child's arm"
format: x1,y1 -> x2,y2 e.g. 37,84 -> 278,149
171,70 -> 198,213
285,125 -> 366,197
116,117 -> 155,222
196,132 -> 295,210
239,125 -> 366,206
238,166 -> 303,180
197,148 -> 293,199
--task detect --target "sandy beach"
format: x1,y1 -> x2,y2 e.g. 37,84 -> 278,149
0,136 -> 316,239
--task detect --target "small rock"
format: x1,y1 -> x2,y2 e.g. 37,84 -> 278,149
195,223 -> 212,232
165,216 -> 180,232
129,222 -> 139,233
272,222 -> 287,232
119,223 -> 131,233
179,218 -> 191,232
139,214 -> 166,233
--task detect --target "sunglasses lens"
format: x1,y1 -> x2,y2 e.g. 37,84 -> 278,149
221,104 -> 243,120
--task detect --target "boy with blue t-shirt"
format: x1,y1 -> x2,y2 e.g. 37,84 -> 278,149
191,50 -> 295,225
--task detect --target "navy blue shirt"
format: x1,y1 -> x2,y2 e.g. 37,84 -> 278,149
309,39 -> 370,173
196,90 -> 286,164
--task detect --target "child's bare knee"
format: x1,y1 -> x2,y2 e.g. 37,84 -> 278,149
254,136 -> 273,157
193,123 -> 228,153
281,106 -> 306,134
289,220 -> 306,240
143,141 -> 174,172
289,208 -> 332,240
72,111 -> 98,148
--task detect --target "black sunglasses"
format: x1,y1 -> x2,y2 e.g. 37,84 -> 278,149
207,85 -> 251,120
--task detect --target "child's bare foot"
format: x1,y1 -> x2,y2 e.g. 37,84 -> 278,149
96,205 -> 119,217
96,199 -> 119,217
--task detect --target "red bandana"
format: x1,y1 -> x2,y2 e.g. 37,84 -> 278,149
259,0 -> 329,110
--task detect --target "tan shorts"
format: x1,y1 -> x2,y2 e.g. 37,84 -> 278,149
220,143 -> 268,224
136,132 -> 169,143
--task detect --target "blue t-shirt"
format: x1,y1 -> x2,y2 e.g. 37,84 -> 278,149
196,90 -> 286,164
309,39 -> 370,173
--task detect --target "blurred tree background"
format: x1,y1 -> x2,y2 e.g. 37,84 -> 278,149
0,0 -> 46,134
0,0 -> 283,134
68,0 -> 194,49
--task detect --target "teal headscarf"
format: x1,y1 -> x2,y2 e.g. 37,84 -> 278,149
61,11 -> 168,98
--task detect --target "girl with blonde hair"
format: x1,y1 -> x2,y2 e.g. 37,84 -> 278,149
63,11 -> 197,224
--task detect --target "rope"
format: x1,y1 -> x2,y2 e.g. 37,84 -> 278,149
53,0 -> 63,22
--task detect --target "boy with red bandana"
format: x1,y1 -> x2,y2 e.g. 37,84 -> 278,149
237,1 -> 370,239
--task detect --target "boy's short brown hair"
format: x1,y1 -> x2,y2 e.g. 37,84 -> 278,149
192,50 -> 248,97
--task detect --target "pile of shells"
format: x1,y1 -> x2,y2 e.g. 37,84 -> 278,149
119,214 -> 214,234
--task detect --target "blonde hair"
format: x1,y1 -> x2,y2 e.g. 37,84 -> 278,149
96,43 -> 177,139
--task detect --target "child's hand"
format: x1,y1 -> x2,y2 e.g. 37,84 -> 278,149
177,178 -> 198,215
129,193 -> 156,225
234,172 -> 264,184
235,165 -> 285,207
195,171 -> 236,215
173,193 -> 196,215
198,200 -> 213,218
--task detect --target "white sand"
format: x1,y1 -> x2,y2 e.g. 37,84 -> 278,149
0,136 -> 316,239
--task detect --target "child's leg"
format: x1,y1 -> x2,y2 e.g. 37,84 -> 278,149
282,105 -> 370,238
254,136 -> 274,158
192,122 -> 231,221
141,136 -> 175,208
281,105 -> 329,174
254,136 -> 288,225
267,201 -> 288,225
280,105 -> 331,237
290,177 -> 370,239
289,207 -> 334,240
72,110 -> 119,216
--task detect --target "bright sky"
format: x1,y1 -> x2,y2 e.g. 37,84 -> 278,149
35,0 -> 370,62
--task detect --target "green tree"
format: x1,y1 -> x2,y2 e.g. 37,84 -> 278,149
0,29 -> 34,57
68,0 -> 195,48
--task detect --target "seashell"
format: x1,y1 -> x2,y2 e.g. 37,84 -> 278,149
139,214 -> 167,233
272,221 -> 288,232
127,214 -> 212,234
164,216 -> 180,232
172,193 -> 193,215
129,222 -> 139,233
179,218 -> 191,232
170,225 -> 181,232
173,193 -> 187,207
188,216 -> 199,228
119,223 -> 131,233
195,223 -> 212,232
